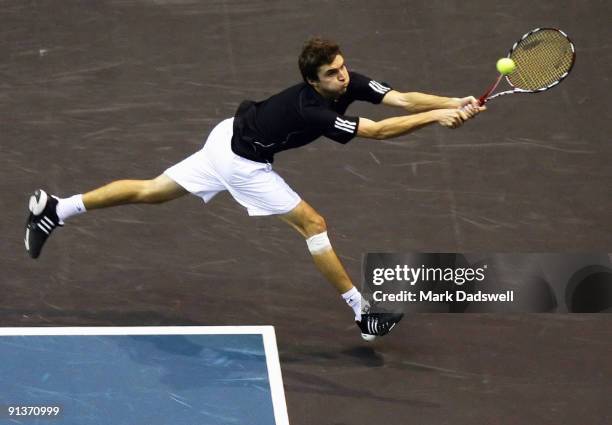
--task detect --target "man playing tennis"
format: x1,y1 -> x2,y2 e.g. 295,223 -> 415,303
24,37 -> 485,339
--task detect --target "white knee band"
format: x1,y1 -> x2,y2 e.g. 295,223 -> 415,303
306,231 -> 332,255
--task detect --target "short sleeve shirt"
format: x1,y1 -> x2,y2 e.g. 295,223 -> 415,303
231,71 -> 391,163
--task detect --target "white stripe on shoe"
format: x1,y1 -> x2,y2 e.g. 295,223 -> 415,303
37,223 -> 50,235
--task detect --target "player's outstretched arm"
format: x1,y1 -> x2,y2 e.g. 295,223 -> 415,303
382,90 -> 478,113
357,105 -> 485,140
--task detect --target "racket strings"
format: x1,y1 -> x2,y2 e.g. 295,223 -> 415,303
508,30 -> 574,90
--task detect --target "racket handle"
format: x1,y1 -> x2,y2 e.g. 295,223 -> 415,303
478,74 -> 504,106
459,98 -> 484,112
458,97 -> 485,111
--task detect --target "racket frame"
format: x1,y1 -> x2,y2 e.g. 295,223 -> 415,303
479,27 -> 576,105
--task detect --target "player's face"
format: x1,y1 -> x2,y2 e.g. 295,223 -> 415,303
311,54 -> 350,99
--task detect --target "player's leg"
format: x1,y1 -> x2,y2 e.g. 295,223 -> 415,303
24,175 -> 188,259
81,174 -> 188,210
279,200 -> 354,294
280,201 -> 404,338
279,201 -> 366,319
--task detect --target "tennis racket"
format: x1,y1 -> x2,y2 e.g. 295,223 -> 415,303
475,28 -> 575,106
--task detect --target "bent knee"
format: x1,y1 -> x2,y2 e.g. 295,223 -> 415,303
305,213 -> 327,236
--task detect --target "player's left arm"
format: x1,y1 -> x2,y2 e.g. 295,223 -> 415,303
382,90 -> 478,113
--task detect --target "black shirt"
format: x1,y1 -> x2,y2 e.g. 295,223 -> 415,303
231,71 -> 392,163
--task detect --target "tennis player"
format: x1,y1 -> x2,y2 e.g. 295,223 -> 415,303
25,37 -> 485,339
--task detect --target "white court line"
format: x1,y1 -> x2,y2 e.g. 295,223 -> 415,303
0,326 -> 290,425
261,327 -> 290,425
0,326 -> 271,336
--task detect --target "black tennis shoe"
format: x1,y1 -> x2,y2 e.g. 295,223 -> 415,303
25,189 -> 62,259
357,312 -> 404,338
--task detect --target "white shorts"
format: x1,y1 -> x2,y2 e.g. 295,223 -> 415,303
164,118 -> 301,216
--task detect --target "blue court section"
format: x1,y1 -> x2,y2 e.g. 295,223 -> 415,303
0,334 -> 276,425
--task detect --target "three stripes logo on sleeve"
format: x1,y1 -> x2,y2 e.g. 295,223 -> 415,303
334,117 -> 357,134
369,80 -> 391,95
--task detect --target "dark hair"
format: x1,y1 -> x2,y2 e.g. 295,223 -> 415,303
298,37 -> 341,83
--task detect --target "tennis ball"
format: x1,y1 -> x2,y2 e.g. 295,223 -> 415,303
496,58 -> 516,75
361,333 -> 376,342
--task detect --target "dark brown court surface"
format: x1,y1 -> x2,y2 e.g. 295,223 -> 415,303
2,1 -> 611,424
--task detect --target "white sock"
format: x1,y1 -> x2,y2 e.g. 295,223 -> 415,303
341,287 -> 363,321
56,194 -> 86,223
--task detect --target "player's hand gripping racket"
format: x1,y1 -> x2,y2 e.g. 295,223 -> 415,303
475,28 -> 575,106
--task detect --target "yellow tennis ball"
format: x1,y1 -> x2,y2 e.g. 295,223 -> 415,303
496,58 -> 516,75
